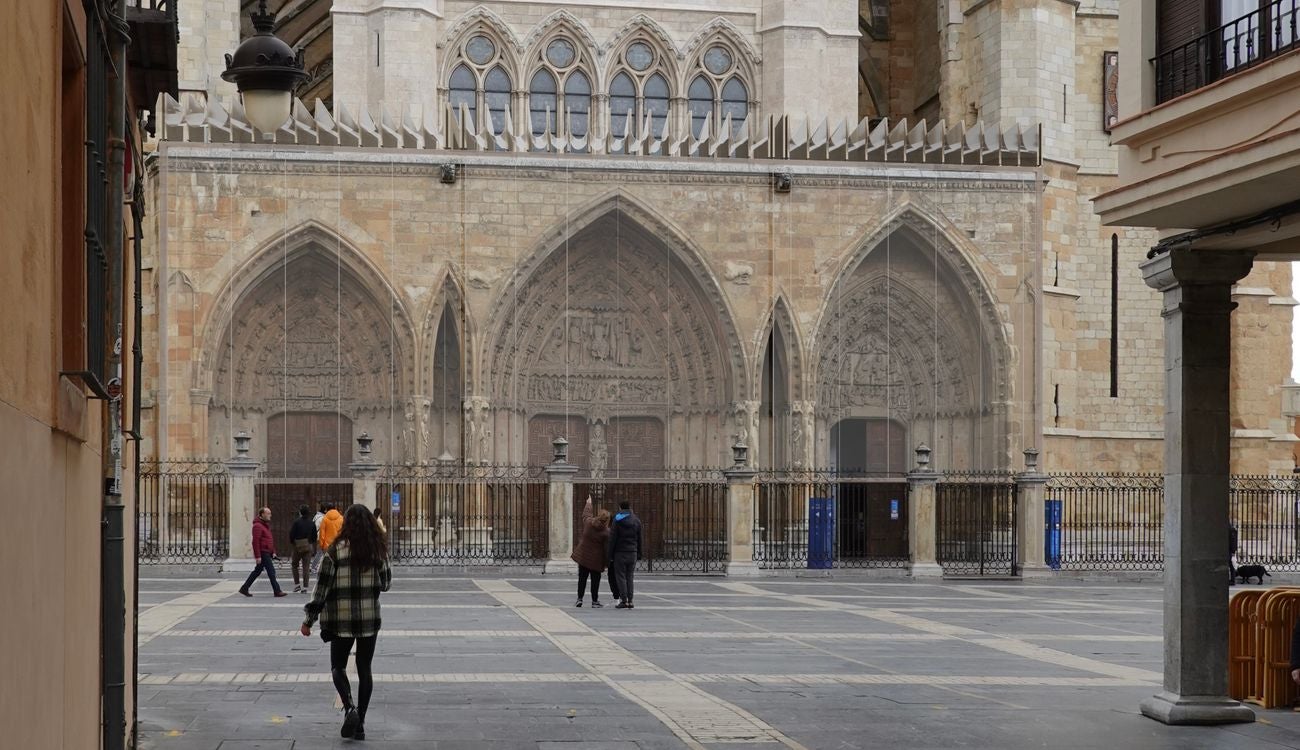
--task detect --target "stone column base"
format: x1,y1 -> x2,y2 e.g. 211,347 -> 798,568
725,561 -> 764,577
1140,693 -> 1255,725
543,559 -> 578,575
222,558 -> 256,573
1019,563 -> 1055,579
909,562 -> 945,578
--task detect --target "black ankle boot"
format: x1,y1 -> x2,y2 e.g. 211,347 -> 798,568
341,705 -> 359,738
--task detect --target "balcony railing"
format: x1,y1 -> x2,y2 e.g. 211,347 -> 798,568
1152,0 -> 1299,104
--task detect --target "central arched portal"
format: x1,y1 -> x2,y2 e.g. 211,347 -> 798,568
486,200 -> 745,471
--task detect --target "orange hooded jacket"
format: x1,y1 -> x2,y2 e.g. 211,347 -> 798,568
318,508 -> 344,549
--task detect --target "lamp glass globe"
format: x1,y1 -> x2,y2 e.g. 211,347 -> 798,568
242,89 -> 291,133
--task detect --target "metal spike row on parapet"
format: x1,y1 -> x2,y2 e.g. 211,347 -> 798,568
157,92 -> 1041,167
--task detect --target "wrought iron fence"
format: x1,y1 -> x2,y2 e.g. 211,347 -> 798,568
575,473 -> 727,573
377,465 -> 548,566
138,460 -> 229,563
1047,473 -> 1164,571
1232,475 -> 1300,572
936,472 -> 1018,576
753,471 -> 909,569
1153,0 -> 1300,103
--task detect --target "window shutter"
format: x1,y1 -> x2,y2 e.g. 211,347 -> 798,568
1158,0 -> 1207,53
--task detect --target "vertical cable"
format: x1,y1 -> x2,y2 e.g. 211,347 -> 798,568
281,152 -> 288,479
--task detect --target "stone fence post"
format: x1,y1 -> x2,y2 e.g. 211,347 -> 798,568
223,431 -> 257,572
907,444 -> 943,578
350,432 -> 380,512
544,437 -> 578,575
724,458 -> 759,577
1016,448 -> 1051,577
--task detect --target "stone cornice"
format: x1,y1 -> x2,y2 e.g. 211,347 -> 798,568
159,145 -> 1039,192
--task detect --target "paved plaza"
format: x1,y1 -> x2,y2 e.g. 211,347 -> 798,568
136,574 -> 1300,749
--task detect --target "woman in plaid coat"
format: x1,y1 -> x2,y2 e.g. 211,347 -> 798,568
300,504 -> 392,740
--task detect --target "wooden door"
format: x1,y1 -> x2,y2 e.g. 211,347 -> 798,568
267,412 -> 352,478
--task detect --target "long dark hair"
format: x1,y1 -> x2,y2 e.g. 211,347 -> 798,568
334,504 -> 388,568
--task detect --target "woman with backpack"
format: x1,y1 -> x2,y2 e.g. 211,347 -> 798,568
300,504 -> 392,740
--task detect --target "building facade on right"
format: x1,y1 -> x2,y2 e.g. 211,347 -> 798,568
1095,0 -> 1300,729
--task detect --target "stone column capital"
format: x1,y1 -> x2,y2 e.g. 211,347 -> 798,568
546,461 -> 579,482
225,457 -> 259,477
906,468 -> 939,485
723,467 -> 758,484
1141,249 -> 1255,293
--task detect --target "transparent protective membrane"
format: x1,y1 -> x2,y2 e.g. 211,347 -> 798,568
149,109 -> 1040,568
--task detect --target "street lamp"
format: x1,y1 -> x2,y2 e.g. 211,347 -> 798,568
222,0 -> 306,133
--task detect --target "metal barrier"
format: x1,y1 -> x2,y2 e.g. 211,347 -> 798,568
576,473 -> 727,573
1047,473 -> 1164,571
1229,589 -> 1267,703
378,465 -> 548,566
753,471 -> 909,569
138,460 -> 229,563
936,473 -> 1018,576
1229,587 -> 1300,709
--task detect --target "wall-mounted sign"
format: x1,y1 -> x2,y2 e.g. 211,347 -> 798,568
1103,51 -> 1120,133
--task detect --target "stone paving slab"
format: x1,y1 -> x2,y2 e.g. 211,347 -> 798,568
137,574 -> 1300,750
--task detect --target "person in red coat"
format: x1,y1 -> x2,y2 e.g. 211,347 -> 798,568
240,507 -> 287,597
571,496 -> 611,608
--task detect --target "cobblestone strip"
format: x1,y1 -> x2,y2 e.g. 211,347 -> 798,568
159,629 -> 540,637
138,581 -> 241,644
724,584 -> 1164,683
134,671 -> 1152,687
474,579 -> 809,749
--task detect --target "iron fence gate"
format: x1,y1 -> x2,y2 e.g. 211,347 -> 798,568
1047,473 -> 1164,571
378,466 -> 548,566
138,460 -> 229,563
1232,475 -> 1300,572
753,472 -> 909,569
575,473 -> 727,573
937,473 -> 1018,576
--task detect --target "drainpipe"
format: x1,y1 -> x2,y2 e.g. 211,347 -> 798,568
102,0 -> 130,748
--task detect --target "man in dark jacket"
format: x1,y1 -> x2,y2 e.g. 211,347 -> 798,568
608,500 -> 642,609
289,504 -> 317,593
240,507 -> 287,597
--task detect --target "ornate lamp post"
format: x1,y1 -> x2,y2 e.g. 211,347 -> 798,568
222,0 -> 306,133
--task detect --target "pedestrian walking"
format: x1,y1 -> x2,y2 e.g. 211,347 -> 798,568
310,503 -> 327,574
239,507 -> 287,598
1230,523 -> 1240,585
289,504 -> 316,593
571,495 -> 611,608
301,504 -> 392,740
608,499 -> 642,609
319,502 -> 344,551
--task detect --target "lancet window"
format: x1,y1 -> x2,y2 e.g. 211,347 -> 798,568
687,44 -> 749,138
447,34 -> 513,132
607,40 -> 672,138
527,37 -> 593,137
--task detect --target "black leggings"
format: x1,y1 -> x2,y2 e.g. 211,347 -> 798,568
329,634 -> 378,717
577,566 -> 602,600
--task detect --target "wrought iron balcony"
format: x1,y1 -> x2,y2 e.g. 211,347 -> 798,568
1152,0 -> 1299,104
125,0 -> 179,111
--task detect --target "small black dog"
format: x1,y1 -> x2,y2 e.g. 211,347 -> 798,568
1236,564 -> 1271,584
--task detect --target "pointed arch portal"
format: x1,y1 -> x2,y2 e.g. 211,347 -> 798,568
484,197 -> 746,470
206,234 -> 414,470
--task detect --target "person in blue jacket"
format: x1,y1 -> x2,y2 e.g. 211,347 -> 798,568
607,499 -> 642,609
